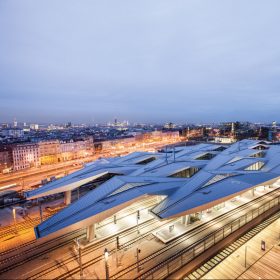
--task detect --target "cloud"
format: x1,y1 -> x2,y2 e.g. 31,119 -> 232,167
0,0 -> 280,123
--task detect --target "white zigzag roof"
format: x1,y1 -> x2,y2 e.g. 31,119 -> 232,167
28,140 -> 280,238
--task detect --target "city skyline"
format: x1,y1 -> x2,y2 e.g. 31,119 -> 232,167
1,1 -> 280,123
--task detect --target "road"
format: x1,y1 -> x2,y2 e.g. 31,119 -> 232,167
0,138 -> 183,191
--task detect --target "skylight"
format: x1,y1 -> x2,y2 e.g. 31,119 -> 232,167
168,167 -> 200,178
136,157 -> 156,165
244,161 -> 265,171
227,156 -> 242,164
202,174 -> 235,188
109,182 -> 149,196
252,145 -> 269,150
249,151 -> 266,158
213,146 -> 227,152
195,153 -> 216,160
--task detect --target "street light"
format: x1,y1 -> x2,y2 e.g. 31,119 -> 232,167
75,239 -> 83,277
244,245 -> 248,267
136,248 -> 141,272
12,208 -> 17,233
104,248 -> 109,280
136,210 -> 140,234
115,236 -> 120,267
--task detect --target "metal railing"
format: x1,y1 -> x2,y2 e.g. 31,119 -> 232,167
140,195 -> 280,279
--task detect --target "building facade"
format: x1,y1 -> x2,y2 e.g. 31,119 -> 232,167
58,138 -> 93,162
39,140 -> 60,165
12,143 -> 40,171
0,146 -> 13,173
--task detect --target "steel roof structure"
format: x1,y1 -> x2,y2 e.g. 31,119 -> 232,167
28,140 -> 280,238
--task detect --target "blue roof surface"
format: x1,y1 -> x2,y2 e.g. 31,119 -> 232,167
31,140 -> 280,238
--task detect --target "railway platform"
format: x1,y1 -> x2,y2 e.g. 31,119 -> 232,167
205,214 -> 280,279
154,186 -> 271,244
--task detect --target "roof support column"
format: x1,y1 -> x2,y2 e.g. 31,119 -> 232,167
251,188 -> 255,197
87,224 -> 96,242
181,215 -> 187,225
64,190 -> 71,205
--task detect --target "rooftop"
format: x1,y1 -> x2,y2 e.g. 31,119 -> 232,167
27,140 -> 280,238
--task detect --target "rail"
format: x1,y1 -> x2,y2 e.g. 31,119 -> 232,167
139,194 -> 280,279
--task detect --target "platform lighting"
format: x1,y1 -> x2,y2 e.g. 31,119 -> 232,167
244,245 -> 248,267
104,248 -> 109,280
75,239 -> 83,277
115,236 -> 120,267
136,210 -> 140,234
12,208 -> 17,233
136,248 -> 141,272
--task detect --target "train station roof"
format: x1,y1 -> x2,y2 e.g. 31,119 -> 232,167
31,140 -> 280,238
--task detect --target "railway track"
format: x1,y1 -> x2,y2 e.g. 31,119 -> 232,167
0,229 -> 86,273
48,188 -> 280,280
0,199 -> 158,275
185,210 -> 280,279
135,192 -> 280,280
24,218 -> 166,279
0,214 -> 53,240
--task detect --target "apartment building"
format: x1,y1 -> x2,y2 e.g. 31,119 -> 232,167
39,140 -> 60,165
12,143 -> 40,171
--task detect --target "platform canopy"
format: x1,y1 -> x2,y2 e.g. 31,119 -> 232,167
31,140 -> 280,238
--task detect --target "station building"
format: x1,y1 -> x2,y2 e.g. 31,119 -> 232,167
25,139 -> 280,241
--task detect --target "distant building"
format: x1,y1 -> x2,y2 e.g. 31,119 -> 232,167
1,128 -> 24,138
1,123 -> 9,129
0,146 -> 13,173
13,117 -> 17,127
272,121 -> 277,131
30,124 -> 39,130
58,138 -> 93,162
213,137 -> 237,144
12,143 -> 40,171
164,122 -> 176,129
39,140 -> 60,165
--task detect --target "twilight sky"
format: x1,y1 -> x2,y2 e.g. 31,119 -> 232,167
1,0 -> 280,124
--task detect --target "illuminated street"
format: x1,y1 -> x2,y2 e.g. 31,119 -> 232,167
0,137 -> 182,192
